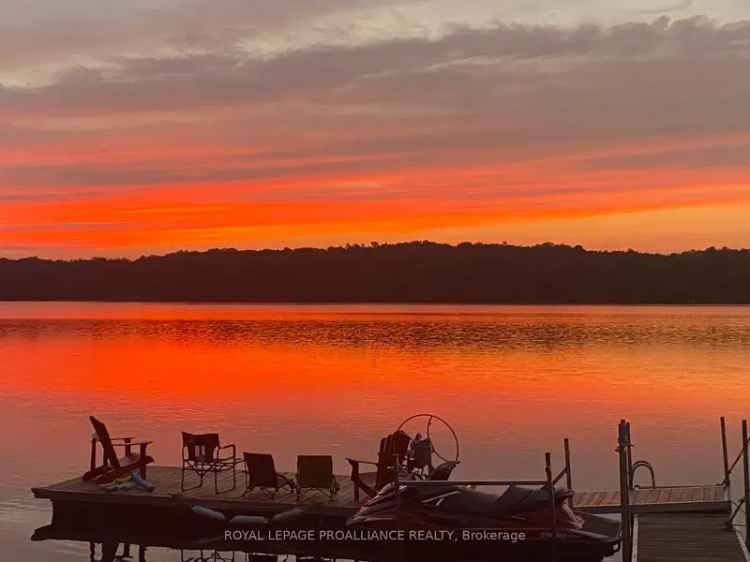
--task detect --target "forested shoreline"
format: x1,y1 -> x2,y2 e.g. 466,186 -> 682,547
1,242 -> 749,303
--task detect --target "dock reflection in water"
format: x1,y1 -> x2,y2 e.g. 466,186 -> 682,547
29,520 -> 490,562
32,537 -> 354,562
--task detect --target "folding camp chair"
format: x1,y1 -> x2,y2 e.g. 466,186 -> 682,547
181,432 -> 240,494
242,453 -> 296,497
407,435 -> 434,478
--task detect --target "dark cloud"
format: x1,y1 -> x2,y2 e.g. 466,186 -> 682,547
0,152 -> 417,189
585,143 -> 750,170
632,0 -> 694,15
0,0 -> 411,70
4,16 -> 750,193
6,17 -> 750,117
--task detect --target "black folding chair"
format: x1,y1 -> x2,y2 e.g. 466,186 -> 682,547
408,436 -> 434,478
181,432 -> 239,494
296,455 -> 340,501
242,453 -> 295,497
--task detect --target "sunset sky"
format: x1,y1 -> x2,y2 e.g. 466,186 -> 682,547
2,1 -> 750,258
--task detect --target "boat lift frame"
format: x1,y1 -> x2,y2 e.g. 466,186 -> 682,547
393,438 -> 574,558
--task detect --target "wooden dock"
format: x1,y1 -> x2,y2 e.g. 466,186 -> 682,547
32,466 -> 361,518
575,484 -> 728,514
32,465 -> 729,518
32,465 -> 749,561
30,417 -> 750,561
635,513 -> 747,562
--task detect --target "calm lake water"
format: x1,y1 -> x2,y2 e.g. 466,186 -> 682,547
2,302 -> 750,561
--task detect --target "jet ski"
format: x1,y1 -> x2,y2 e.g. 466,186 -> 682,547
347,482 -> 622,562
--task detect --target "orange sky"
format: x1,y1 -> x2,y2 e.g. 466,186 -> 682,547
2,13 -> 750,258
2,136 -> 749,258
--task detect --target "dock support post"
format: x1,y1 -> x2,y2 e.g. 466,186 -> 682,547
721,416 -> 730,487
742,419 -> 750,550
89,437 -> 97,472
563,438 -> 573,507
563,438 -> 572,490
626,421 -> 633,490
545,451 -> 559,561
619,420 -> 633,562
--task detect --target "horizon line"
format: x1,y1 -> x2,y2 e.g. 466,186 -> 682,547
3,240 -> 749,263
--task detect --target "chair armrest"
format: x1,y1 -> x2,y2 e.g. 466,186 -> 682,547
111,440 -> 152,447
108,436 -> 136,441
346,458 -> 378,467
217,443 -> 237,461
110,440 -> 152,458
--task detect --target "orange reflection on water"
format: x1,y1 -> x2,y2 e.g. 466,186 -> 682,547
2,303 -> 750,489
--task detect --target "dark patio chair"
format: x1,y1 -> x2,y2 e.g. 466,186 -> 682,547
296,455 -> 339,501
347,430 -> 411,501
83,416 -> 154,484
181,432 -> 239,494
407,435 -> 434,478
242,453 -> 296,497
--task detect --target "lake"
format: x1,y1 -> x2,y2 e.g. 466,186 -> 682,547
2,302 -> 750,561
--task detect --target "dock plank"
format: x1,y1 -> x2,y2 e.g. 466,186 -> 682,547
636,513 -> 746,562
574,485 -> 729,514
33,466 -> 362,517
32,466 -> 731,517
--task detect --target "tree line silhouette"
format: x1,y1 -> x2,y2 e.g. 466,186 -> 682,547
1,241 -> 749,303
